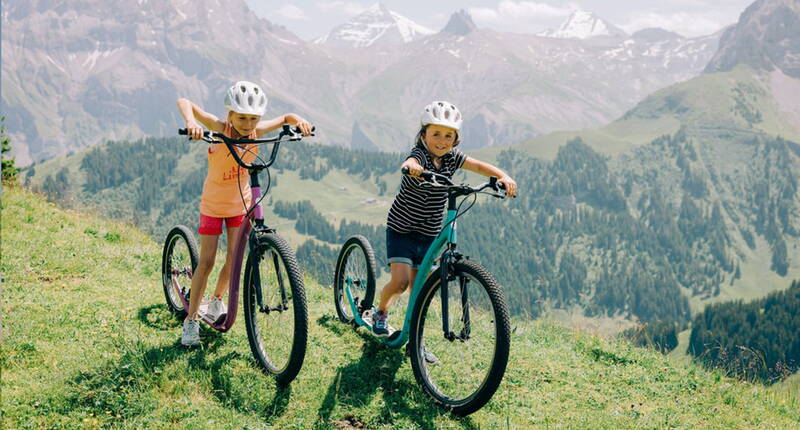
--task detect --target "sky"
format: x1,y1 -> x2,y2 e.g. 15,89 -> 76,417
244,0 -> 755,40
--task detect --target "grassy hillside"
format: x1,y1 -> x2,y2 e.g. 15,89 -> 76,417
3,185 -> 800,429
21,124 -> 800,326
479,65 -> 800,162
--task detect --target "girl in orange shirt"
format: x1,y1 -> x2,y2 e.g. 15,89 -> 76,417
176,81 -> 313,346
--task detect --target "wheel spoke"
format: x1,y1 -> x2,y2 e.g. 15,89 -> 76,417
410,261 -> 510,415
244,234 -> 307,385
162,227 -> 197,316
333,236 -> 377,325
251,249 -> 295,373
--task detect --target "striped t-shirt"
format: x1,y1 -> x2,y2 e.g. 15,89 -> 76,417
387,146 -> 467,237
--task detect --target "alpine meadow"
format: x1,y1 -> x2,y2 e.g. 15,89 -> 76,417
4,0 -> 800,428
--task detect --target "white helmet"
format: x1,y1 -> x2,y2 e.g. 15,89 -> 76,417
224,81 -> 268,116
420,100 -> 463,131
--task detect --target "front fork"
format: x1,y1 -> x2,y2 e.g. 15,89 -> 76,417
440,248 -> 471,342
249,228 -> 289,314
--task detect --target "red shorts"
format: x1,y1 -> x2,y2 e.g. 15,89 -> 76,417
198,214 -> 245,236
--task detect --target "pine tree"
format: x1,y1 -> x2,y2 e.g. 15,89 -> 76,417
1,117 -> 19,184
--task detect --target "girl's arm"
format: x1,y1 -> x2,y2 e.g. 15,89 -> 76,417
255,113 -> 314,137
462,157 -> 518,197
176,98 -> 225,140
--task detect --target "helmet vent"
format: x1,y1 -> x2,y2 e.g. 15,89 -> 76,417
225,81 -> 268,116
419,100 -> 463,132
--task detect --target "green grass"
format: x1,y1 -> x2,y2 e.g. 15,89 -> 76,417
3,185 -> 800,429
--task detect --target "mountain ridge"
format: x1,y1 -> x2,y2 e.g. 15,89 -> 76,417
4,0 -> 721,165
705,0 -> 800,78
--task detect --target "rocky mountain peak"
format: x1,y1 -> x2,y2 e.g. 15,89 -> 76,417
705,0 -> 800,77
314,2 -> 433,48
539,9 -> 627,39
440,9 -> 478,35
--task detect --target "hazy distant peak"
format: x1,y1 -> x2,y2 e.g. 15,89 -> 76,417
440,9 -> 478,35
314,2 -> 434,48
632,28 -> 685,42
539,9 -> 627,39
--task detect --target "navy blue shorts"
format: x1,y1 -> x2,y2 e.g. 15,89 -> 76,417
386,228 -> 436,268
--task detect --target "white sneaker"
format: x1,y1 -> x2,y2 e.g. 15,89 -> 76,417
205,297 -> 227,323
181,319 -> 200,346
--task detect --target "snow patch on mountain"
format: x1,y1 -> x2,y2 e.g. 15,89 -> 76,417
539,9 -> 627,39
315,3 -> 433,48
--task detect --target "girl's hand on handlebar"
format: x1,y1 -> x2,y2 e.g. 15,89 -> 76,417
401,159 -> 424,177
295,120 -> 314,136
185,120 -> 204,140
498,175 -> 517,198
285,113 -> 314,136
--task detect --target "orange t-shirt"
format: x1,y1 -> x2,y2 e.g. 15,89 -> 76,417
199,122 -> 259,218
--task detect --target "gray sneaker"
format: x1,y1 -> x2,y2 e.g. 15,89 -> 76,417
181,319 -> 200,346
421,343 -> 439,365
406,342 -> 439,365
205,297 -> 227,323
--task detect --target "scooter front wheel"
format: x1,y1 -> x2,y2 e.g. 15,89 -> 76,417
161,225 -> 198,318
333,235 -> 377,324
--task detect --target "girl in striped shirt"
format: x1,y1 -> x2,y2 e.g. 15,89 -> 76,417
371,101 -> 517,343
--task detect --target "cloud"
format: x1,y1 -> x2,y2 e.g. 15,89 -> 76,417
315,1 -> 369,17
620,12 -> 731,38
469,1 -> 573,33
275,5 -> 309,21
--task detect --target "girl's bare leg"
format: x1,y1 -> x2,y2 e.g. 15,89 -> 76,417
211,225 -> 239,298
377,263 -> 419,313
186,234 -> 219,320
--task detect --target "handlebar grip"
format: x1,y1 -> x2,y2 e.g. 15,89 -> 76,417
283,124 -> 316,136
490,177 -> 507,190
296,125 -> 316,136
178,128 -> 211,138
294,125 -> 316,133
401,167 -> 434,181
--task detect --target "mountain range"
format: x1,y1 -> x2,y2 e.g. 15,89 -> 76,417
3,0 -> 722,165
